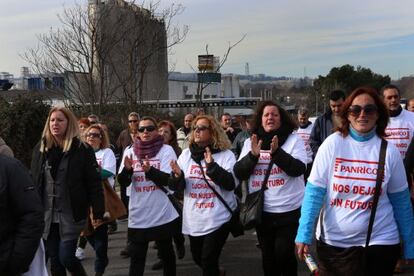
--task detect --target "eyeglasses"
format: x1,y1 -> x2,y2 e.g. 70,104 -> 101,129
138,125 -> 156,133
87,132 -> 101,138
348,104 -> 378,117
192,125 -> 210,132
128,120 -> 139,123
89,121 -> 97,125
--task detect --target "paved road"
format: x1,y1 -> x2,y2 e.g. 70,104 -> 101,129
79,220 -> 414,275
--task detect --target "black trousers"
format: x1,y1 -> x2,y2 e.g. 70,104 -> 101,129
317,240 -> 400,276
129,237 -> 176,276
256,209 -> 300,276
189,222 -> 230,276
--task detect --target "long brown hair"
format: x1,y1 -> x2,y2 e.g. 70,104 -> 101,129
252,100 -> 297,134
337,87 -> 389,137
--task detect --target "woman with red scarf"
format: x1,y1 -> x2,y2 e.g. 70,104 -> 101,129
118,116 -> 180,276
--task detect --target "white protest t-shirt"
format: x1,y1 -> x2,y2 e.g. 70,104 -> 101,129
310,132 -> 407,248
238,133 -> 307,213
177,148 -> 238,236
121,145 -> 133,197
385,109 -> 414,158
118,144 -> 179,229
95,148 -> 116,188
295,123 -> 314,163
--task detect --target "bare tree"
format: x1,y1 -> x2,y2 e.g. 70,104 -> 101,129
188,34 -> 246,107
22,0 -> 188,114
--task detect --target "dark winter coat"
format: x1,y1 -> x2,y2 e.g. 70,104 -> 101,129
30,138 -> 104,223
0,155 -> 44,275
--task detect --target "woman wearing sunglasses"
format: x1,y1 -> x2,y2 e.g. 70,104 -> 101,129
118,116 -> 180,276
234,100 -> 308,276
169,115 -> 238,276
295,87 -> 414,275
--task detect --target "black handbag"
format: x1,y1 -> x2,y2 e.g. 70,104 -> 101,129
197,161 -> 244,238
155,182 -> 183,216
317,139 -> 387,276
239,161 -> 273,230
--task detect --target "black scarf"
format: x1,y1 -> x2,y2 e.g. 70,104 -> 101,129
183,127 -> 191,136
389,105 -> 403,117
255,126 -> 292,150
299,121 -> 312,129
189,143 -> 221,163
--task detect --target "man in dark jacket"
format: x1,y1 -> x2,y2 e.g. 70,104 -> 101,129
0,155 -> 44,275
310,90 -> 346,158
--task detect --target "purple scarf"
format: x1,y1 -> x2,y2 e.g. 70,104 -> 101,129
133,135 -> 164,159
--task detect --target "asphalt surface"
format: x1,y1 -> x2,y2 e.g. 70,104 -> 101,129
77,220 -> 414,275
79,219 -> 311,276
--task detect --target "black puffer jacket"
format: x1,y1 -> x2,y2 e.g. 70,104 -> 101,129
30,138 -> 104,222
0,155 -> 44,275
309,110 -> 334,159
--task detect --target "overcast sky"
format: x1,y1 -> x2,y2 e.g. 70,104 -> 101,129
1,0 -> 414,79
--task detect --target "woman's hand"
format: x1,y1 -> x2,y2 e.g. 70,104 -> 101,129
270,135 -> 279,154
124,154 -> 133,170
204,147 -> 214,164
295,242 -> 310,261
141,155 -> 151,172
170,160 -> 182,178
250,134 -> 262,157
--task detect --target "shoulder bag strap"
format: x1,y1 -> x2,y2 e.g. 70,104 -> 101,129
197,161 -> 234,215
365,138 -> 387,247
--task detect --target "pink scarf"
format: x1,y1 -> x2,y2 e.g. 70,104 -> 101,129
133,134 -> 164,159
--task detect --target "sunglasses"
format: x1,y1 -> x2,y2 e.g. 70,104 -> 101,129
138,125 -> 156,133
192,125 -> 210,132
87,132 -> 101,138
89,121 -> 97,125
348,104 -> 378,117
128,120 -> 138,123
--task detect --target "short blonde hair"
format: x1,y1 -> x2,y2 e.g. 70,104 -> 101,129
86,125 -> 110,149
189,115 -> 231,150
40,107 -> 79,153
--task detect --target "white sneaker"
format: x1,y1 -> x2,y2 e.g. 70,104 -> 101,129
75,247 -> 85,260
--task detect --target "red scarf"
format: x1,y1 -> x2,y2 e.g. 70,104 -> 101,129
133,135 -> 164,159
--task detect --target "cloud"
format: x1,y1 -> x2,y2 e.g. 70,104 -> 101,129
2,0 -> 414,78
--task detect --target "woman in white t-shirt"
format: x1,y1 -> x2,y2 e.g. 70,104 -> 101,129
76,124 -> 116,275
234,101 -> 307,276
295,87 -> 414,275
118,116 -> 180,276
169,115 -> 238,276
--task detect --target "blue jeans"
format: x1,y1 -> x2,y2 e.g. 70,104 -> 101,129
86,224 -> 109,273
47,223 -> 85,275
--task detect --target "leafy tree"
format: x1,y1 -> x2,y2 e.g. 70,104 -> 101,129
0,97 -> 50,167
314,64 -> 390,94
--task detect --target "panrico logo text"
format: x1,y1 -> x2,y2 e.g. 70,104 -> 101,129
385,128 -> 410,140
333,157 -> 380,182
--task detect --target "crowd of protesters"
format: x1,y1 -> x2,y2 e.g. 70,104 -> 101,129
2,84 -> 414,276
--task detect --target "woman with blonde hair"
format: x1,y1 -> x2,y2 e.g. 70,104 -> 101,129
170,115 -> 238,276
31,106 -> 104,276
